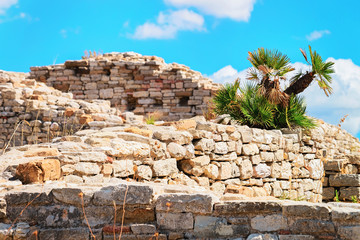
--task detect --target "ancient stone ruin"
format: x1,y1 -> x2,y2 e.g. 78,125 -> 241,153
29,52 -> 221,121
0,54 -> 360,239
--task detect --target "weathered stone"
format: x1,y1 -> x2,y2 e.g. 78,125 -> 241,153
153,130 -> 192,145
23,147 -> 59,157
260,152 -> 275,162
152,158 -> 178,177
130,224 -> 156,235
156,193 -> 216,214
308,159 -> 324,180
253,164 -> 271,178
339,187 -> 360,201
247,234 -> 279,240
167,142 -> 187,160
124,127 -> 152,138
240,159 -> 253,179
113,160 -> 134,177
251,214 -> 287,231
214,201 -> 283,215
218,162 -> 232,180
214,142 -> 228,154
337,226 -> 360,240
329,174 -> 360,187
289,219 -> 335,235
283,202 -> 331,220
204,164 -> 219,179
52,188 -> 96,206
242,144 -> 259,156
194,138 -> 215,152
110,139 -> 150,160
93,184 -> 153,205
135,165 -> 152,180
157,212 -> 193,230
38,228 -> 90,240
74,162 -> 100,176
16,159 -> 61,184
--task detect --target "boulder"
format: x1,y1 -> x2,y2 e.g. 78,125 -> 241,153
16,159 -> 61,184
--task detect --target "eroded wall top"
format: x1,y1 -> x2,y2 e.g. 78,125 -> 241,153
29,52 -> 221,121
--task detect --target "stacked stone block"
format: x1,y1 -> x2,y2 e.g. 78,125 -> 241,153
1,183 -> 359,239
29,52 -> 221,121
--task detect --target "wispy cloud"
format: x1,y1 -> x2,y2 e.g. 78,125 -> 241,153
306,30 -> 331,41
60,27 -> 80,38
164,0 -> 257,21
0,0 -> 17,15
132,9 -> 205,39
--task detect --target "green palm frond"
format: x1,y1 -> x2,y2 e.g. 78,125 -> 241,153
308,46 -> 335,96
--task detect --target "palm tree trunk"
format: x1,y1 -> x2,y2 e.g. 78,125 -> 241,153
284,72 -> 314,95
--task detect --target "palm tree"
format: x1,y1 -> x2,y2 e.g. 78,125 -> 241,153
247,46 -> 335,104
284,46 -> 335,97
247,48 -> 294,105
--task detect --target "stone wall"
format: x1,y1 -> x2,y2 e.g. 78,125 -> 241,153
0,182 -> 359,240
29,52 -> 221,121
0,70 -> 125,149
3,115 -> 359,204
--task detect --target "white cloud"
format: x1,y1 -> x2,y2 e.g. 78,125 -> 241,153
132,9 -> 205,39
209,58 -> 360,137
164,0 -> 256,21
306,30 -> 331,41
0,0 -> 17,15
208,65 -> 247,84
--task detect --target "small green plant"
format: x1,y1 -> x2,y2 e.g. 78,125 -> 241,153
145,111 -> 163,125
334,189 -> 340,202
351,195 -> 359,203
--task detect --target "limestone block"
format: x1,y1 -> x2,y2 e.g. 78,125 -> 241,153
167,142 -> 187,160
16,159 -> 61,184
124,127 -> 152,138
247,234 -> 279,240
204,164 -> 219,179
51,187 -> 96,206
156,193 -> 216,214
172,119 -> 197,131
194,138 -> 215,152
93,184 -> 153,205
238,126 -> 253,143
214,142 -> 228,154
196,121 -> 216,132
329,174 -> 360,187
113,160 -> 134,177
240,159 -> 253,180
338,226 -> 360,240
23,147 -> 59,157
157,212 -> 193,230
331,206 -> 360,224
152,158 -> 178,177
308,159 -> 324,180
280,162 -> 292,180
218,162 -> 232,180
253,164 -> 271,178
99,88 -> 114,99
74,162 -> 100,176
283,202 -> 331,220
130,224 -> 156,235
242,143 -> 259,156
251,214 -> 287,231
153,130 -> 193,145
188,155 -> 210,167
260,152 -> 275,162
339,187 -> 360,201
271,162 -> 281,178
110,139 -> 150,160
135,165 -> 152,180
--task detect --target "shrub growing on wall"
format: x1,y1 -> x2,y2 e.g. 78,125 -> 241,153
213,46 -> 334,129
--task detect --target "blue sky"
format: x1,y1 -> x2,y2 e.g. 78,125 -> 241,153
1,0 -> 360,138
